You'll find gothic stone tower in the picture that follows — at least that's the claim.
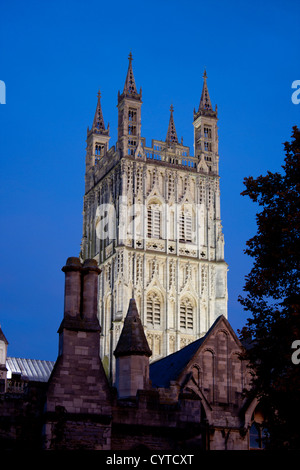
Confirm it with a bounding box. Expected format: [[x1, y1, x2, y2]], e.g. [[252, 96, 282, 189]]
[[80, 54, 228, 380]]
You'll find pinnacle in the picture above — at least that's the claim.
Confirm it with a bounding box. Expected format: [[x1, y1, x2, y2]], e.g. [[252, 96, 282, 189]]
[[114, 299, 152, 358], [123, 52, 138, 95], [166, 104, 178, 144], [120, 52, 142, 101], [92, 90, 108, 135], [199, 70, 213, 112]]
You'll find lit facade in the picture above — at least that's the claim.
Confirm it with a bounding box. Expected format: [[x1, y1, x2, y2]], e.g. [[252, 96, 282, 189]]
[[80, 55, 228, 379]]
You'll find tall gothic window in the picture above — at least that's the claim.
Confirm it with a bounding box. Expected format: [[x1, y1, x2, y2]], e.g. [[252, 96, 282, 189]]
[[179, 210, 193, 242], [147, 204, 161, 239], [180, 298, 194, 330], [146, 292, 161, 326], [128, 109, 137, 122]]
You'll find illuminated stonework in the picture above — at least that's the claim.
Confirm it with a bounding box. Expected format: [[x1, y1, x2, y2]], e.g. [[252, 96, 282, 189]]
[[80, 55, 228, 379]]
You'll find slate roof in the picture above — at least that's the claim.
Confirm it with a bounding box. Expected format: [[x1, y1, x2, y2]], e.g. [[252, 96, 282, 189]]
[[114, 299, 152, 358], [150, 337, 205, 388], [150, 315, 228, 388]]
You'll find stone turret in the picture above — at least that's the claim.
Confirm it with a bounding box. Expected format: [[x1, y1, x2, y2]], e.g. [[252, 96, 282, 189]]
[[114, 299, 152, 399]]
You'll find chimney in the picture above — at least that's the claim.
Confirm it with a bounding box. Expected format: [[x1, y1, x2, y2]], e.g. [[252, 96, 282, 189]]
[[81, 259, 101, 323], [58, 257, 101, 355], [61, 257, 82, 319], [44, 258, 111, 449]]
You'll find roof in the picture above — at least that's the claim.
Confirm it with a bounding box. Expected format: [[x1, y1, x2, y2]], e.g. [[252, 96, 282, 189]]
[[150, 336, 205, 388], [6, 357, 55, 382], [114, 299, 152, 358], [150, 315, 230, 388]]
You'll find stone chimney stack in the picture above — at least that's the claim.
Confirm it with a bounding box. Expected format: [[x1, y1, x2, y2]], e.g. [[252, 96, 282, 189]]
[[114, 299, 152, 399], [58, 257, 101, 355], [81, 259, 100, 322], [62, 257, 82, 319], [44, 257, 111, 450]]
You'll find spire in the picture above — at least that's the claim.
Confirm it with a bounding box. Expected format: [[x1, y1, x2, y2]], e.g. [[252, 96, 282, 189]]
[[199, 70, 213, 112], [166, 104, 178, 144], [194, 70, 217, 119], [92, 90, 109, 135], [123, 52, 138, 95], [114, 299, 152, 358], [119, 52, 142, 102]]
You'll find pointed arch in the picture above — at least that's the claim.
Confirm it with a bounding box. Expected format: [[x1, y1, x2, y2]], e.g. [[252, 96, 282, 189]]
[[146, 290, 162, 327], [178, 202, 195, 243], [147, 197, 163, 239], [179, 296, 195, 331]]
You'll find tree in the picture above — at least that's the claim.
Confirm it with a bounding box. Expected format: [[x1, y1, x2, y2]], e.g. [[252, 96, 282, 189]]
[[238, 126, 300, 449]]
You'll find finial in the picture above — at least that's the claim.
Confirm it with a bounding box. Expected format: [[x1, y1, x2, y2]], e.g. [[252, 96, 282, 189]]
[[166, 103, 178, 144], [128, 51, 133, 62], [97, 90, 101, 100], [203, 69, 207, 80]]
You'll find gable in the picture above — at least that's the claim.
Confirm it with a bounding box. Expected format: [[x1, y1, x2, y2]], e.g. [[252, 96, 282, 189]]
[[150, 315, 247, 405], [175, 316, 242, 379]]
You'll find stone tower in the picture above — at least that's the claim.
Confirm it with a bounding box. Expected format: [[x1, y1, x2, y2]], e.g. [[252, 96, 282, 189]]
[[80, 54, 228, 381]]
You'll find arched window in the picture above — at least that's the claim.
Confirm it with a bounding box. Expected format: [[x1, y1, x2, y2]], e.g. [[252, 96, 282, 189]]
[[249, 423, 267, 449], [179, 209, 193, 242], [180, 298, 194, 330], [147, 204, 161, 239], [146, 292, 161, 326]]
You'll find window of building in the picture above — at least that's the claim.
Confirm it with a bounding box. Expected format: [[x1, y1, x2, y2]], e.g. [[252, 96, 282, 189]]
[[95, 143, 105, 163], [168, 174, 174, 198], [179, 211, 193, 242], [204, 141, 212, 152], [249, 423, 267, 449], [128, 109, 137, 122], [180, 298, 194, 330], [147, 205, 161, 239], [146, 292, 161, 326], [117, 252, 123, 276], [204, 127, 212, 138], [128, 125, 136, 135]]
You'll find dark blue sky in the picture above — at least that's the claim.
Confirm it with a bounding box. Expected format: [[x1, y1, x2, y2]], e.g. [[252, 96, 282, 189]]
[[0, 0, 299, 361]]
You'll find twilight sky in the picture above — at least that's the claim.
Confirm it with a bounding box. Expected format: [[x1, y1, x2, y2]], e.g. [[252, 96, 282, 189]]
[[0, 0, 299, 361]]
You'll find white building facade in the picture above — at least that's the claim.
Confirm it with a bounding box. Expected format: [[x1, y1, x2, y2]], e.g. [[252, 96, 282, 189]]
[[80, 55, 228, 379]]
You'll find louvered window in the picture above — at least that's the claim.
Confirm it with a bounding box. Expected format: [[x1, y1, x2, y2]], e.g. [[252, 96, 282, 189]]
[[180, 299, 194, 330], [179, 212, 192, 242], [147, 206, 161, 239], [146, 293, 161, 325]]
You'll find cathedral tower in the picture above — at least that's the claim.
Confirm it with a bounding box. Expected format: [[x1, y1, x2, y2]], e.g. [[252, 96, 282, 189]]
[[81, 55, 228, 381]]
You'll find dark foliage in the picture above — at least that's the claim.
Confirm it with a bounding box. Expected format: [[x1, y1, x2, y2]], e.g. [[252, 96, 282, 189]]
[[238, 126, 300, 449]]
